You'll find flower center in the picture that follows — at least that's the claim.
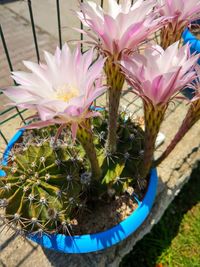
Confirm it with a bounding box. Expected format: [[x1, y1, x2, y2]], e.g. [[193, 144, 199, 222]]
[[55, 84, 79, 102]]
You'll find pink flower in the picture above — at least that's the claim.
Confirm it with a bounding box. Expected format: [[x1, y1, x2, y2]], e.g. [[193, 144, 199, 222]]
[[77, 0, 164, 55], [121, 42, 199, 106], [3, 44, 106, 138], [158, 0, 200, 25]]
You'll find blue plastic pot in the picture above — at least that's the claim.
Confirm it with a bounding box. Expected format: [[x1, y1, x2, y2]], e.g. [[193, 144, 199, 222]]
[[182, 25, 200, 99], [0, 129, 158, 254]]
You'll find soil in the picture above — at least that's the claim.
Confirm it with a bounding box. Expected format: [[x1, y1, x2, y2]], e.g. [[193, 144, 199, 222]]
[[190, 24, 200, 39], [69, 192, 138, 235]]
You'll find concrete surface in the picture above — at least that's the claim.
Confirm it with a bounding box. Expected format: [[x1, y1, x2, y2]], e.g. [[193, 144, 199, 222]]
[[4, 0, 111, 44]]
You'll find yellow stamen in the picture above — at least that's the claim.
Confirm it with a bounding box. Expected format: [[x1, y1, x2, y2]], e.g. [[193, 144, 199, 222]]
[[55, 84, 79, 102]]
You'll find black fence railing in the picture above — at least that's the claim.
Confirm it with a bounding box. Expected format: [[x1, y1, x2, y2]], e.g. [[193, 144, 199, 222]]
[[0, 0, 67, 144]]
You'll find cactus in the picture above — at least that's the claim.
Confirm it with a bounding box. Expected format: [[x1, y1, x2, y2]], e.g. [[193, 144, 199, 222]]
[[0, 134, 85, 234], [93, 110, 145, 194], [0, 112, 145, 235]]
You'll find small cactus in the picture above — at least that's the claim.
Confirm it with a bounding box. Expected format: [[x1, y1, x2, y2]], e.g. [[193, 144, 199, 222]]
[[0, 112, 145, 234], [0, 137, 84, 234]]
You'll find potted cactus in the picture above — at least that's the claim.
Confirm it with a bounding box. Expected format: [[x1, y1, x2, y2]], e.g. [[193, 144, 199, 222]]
[[1, 0, 200, 254]]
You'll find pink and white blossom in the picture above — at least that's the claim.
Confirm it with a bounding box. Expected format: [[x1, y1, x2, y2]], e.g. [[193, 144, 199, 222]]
[[157, 0, 200, 25], [3, 44, 106, 138], [121, 42, 199, 106], [77, 0, 164, 55]]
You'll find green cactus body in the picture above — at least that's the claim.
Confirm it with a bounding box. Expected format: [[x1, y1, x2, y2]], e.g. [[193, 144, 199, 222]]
[[77, 120, 101, 181], [104, 56, 125, 154], [98, 112, 145, 193], [0, 113, 145, 235], [0, 140, 83, 234]]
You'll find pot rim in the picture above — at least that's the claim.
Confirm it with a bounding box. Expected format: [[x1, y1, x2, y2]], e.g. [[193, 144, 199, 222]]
[[0, 129, 157, 254], [182, 25, 200, 52]]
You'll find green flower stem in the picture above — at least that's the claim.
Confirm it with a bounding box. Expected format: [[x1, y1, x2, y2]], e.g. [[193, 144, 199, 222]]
[[154, 100, 200, 166], [160, 23, 184, 50], [104, 56, 125, 154], [77, 120, 101, 180], [140, 102, 167, 179]]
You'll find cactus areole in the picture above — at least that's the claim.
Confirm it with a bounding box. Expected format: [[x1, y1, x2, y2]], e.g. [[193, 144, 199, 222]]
[[0, 129, 157, 253]]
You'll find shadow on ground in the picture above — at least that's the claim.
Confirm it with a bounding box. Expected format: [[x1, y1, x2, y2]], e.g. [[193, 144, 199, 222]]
[[120, 162, 200, 267], [42, 247, 97, 267], [0, 0, 18, 4]]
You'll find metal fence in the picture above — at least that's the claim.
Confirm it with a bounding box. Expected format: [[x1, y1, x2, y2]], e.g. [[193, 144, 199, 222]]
[[0, 0, 75, 144]]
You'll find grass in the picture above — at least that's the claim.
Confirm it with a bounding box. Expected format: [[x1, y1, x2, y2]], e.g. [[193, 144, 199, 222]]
[[120, 162, 200, 267]]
